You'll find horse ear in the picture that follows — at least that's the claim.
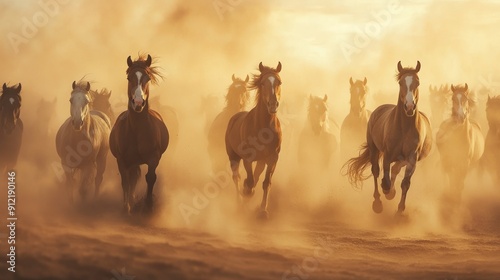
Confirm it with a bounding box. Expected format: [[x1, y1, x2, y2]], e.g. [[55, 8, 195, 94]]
[[450, 84, 455, 92], [127, 56, 133, 67], [464, 83, 468, 91], [232, 74, 236, 82], [323, 94, 328, 102], [276, 61, 282, 73], [397, 61, 403, 72], [259, 62, 264, 72], [349, 77, 354, 86], [72, 81, 76, 90], [16, 83, 21, 93], [86, 82, 91, 91], [2, 83, 6, 92], [146, 54, 152, 67], [245, 75, 249, 83], [363, 77, 367, 85], [415, 61, 421, 72]]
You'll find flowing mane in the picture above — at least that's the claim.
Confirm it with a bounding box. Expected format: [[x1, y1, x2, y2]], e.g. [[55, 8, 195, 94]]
[[248, 65, 281, 103], [125, 54, 163, 85]]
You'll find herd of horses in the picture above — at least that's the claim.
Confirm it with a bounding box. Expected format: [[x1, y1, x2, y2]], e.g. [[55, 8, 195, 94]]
[[1, 56, 500, 218]]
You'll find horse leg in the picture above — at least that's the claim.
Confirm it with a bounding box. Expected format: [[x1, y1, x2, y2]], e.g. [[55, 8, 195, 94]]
[[386, 161, 405, 200], [253, 161, 266, 186], [229, 157, 241, 204], [94, 152, 107, 198], [79, 163, 96, 202], [259, 155, 278, 219], [397, 157, 417, 214], [381, 156, 392, 194], [242, 160, 255, 198], [117, 161, 131, 214], [370, 146, 383, 213], [145, 159, 160, 213]]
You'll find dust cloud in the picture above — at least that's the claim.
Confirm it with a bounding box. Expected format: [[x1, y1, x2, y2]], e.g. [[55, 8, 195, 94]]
[[1, 0, 500, 279]]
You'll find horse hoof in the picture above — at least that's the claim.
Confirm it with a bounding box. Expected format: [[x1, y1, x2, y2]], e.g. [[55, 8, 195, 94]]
[[257, 210, 269, 220], [372, 200, 383, 213], [242, 187, 255, 197], [385, 188, 396, 200]]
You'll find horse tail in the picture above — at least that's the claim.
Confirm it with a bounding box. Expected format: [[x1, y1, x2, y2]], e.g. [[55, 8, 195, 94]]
[[342, 142, 372, 189]]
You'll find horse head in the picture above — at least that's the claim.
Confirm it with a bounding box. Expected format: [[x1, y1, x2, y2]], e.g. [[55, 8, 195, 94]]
[[396, 61, 421, 117], [451, 83, 472, 124], [349, 77, 368, 114], [0, 83, 22, 135], [70, 80, 91, 131], [227, 74, 250, 111], [126, 54, 162, 113], [308, 94, 328, 135], [251, 61, 282, 114]]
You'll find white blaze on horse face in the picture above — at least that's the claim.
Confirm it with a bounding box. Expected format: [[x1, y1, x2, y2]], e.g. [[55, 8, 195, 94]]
[[456, 94, 465, 118], [134, 71, 145, 105], [268, 76, 276, 97], [9, 98, 14, 105], [404, 76, 415, 108]]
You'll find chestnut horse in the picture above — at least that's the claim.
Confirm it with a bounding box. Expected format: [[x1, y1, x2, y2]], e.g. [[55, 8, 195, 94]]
[[480, 95, 500, 186], [340, 77, 370, 163], [225, 62, 282, 218], [208, 74, 250, 173], [0, 83, 23, 173], [109, 54, 169, 214], [436, 83, 484, 202], [345, 61, 432, 214]]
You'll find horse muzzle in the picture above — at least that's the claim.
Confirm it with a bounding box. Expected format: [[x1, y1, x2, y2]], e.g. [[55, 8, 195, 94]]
[[267, 101, 279, 114], [404, 104, 416, 117], [72, 120, 83, 131]]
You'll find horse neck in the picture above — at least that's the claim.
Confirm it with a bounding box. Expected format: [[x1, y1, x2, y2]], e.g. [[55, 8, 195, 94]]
[[255, 98, 278, 129], [224, 96, 242, 114], [127, 100, 150, 123]]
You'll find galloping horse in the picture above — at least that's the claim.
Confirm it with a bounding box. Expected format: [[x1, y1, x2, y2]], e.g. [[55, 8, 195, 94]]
[[345, 61, 432, 214], [90, 88, 115, 124], [109, 54, 169, 214], [428, 84, 451, 130], [480, 95, 500, 185], [0, 83, 23, 173], [208, 74, 250, 173], [56, 81, 111, 200], [340, 77, 370, 163], [225, 62, 282, 218], [436, 84, 484, 202], [298, 94, 337, 170]]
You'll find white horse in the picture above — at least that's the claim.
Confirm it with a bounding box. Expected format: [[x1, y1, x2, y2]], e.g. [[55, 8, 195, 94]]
[[56, 80, 111, 201]]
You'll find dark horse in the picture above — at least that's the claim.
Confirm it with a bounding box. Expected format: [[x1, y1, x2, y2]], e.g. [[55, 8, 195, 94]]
[[480, 95, 500, 186], [225, 62, 282, 218], [90, 88, 115, 124], [109, 54, 169, 214], [208, 74, 250, 173], [345, 61, 432, 214], [0, 83, 23, 173]]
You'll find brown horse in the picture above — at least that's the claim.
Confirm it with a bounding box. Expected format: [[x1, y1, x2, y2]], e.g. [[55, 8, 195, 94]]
[[480, 95, 500, 186], [90, 88, 115, 125], [0, 83, 23, 173], [428, 84, 451, 129], [208, 74, 250, 173], [109, 54, 169, 214], [56, 81, 111, 200], [436, 84, 484, 202], [344, 61, 433, 214], [225, 62, 282, 218], [340, 77, 370, 163]]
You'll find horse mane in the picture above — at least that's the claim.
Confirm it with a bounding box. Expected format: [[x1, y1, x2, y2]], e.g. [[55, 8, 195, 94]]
[[126, 53, 163, 85], [395, 67, 419, 81], [248, 65, 280, 103]]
